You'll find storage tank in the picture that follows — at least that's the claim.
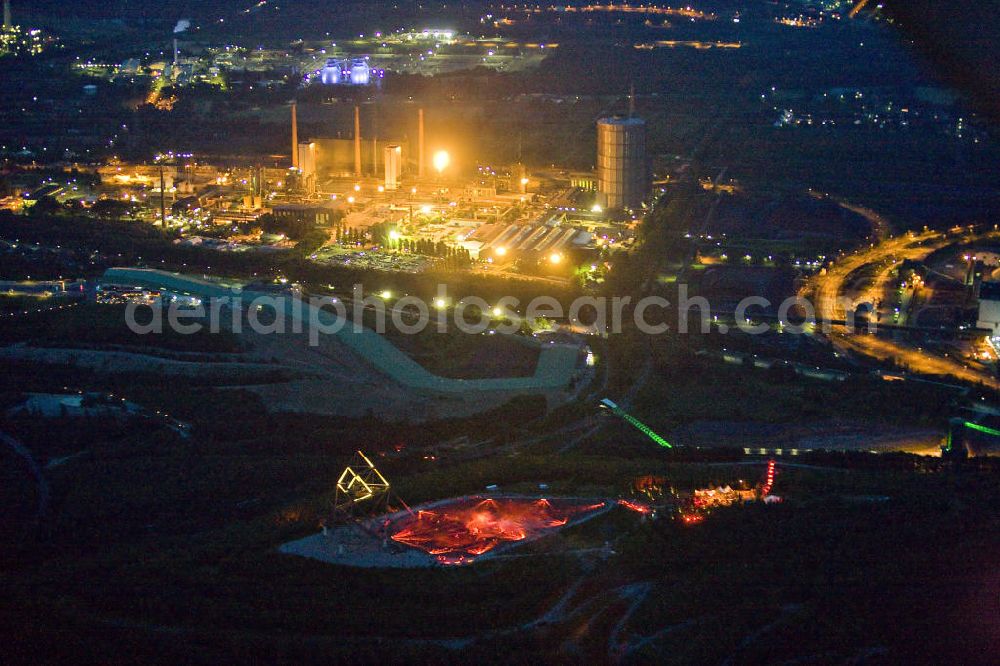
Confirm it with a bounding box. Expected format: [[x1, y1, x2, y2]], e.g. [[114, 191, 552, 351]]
[[321, 58, 342, 85], [596, 116, 648, 210], [350, 60, 371, 85]]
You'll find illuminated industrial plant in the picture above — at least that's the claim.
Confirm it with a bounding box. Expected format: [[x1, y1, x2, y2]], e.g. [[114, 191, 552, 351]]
[[0, 1, 46, 58]]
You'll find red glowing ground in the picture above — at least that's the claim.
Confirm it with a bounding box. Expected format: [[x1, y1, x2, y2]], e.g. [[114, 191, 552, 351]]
[[390, 497, 606, 561]]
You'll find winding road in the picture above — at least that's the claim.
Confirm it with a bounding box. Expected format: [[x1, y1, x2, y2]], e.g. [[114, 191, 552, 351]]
[[806, 230, 999, 388]]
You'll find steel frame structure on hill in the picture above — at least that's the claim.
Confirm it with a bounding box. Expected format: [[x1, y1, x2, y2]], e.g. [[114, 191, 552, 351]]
[[333, 450, 391, 516]]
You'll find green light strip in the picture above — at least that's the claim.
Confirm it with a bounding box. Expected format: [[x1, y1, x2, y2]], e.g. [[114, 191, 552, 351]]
[[963, 421, 1000, 438], [613, 408, 673, 448]]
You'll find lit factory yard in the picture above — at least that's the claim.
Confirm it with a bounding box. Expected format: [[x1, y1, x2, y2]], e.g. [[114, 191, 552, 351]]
[[5, 90, 642, 283]]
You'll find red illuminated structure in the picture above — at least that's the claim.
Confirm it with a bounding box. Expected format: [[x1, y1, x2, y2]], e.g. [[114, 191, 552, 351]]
[[761, 459, 776, 497], [390, 497, 606, 562], [679, 459, 779, 524], [618, 498, 654, 515]]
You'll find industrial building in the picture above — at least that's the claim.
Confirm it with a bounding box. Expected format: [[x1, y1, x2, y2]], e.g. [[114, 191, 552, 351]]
[[596, 116, 648, 210], [384, 144, 402, 190], [977, 281, 1000, 337], [295, 106, 419, 186], [298, 137, 411, 182], [468, 221, 591, 259], [272, 201, 341, 227]]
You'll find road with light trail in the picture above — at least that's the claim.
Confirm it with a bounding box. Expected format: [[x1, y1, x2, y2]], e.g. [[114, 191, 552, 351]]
[[805, 230, 999, 388]]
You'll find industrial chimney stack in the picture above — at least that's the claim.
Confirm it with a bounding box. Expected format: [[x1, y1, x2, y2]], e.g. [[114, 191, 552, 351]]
[[3, 0, 11, 30], [290, 101, 299, 169], [418, 108, 425, 179], [354, 106, 362, 177]]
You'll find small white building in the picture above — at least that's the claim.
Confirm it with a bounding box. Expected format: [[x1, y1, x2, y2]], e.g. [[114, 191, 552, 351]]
[[977, 281, 1000, 337]]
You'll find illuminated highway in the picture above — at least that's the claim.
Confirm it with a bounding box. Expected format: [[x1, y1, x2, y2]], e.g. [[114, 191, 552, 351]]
[[806, 230, 1000, 388], [811, 230, 943, 321]]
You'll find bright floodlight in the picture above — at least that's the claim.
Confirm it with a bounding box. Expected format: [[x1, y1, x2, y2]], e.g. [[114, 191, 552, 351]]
[[495, 246, 507, 256], [520, 177, 530, 185], [432, 150, 450, 173], [380, 290, 392, 299], [388, 229, 400, 240], [492, 306, 503, 317], [550, 252, 563, 264], [591, 203, 603, 213], [434, 298, 446, 309], [354, 184, 361, 192]]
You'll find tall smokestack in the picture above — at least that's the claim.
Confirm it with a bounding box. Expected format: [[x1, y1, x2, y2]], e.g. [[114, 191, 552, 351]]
[[173, 37, 179, 66], [291, 101, 299, 169], [354, 106, 362, 178], [3, 0, 11, 30], [159, 165, 166, 226], [418, 108, 425, 179]]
